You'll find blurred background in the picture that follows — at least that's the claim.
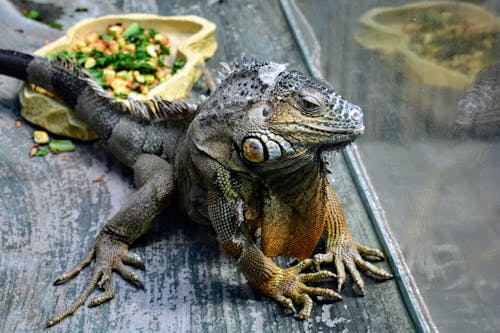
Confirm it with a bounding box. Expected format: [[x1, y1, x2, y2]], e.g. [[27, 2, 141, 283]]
[[291, 1, 499, 332]]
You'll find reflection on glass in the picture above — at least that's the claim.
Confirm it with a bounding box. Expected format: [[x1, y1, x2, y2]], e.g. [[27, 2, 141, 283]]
[[292, 1, 500, 332]]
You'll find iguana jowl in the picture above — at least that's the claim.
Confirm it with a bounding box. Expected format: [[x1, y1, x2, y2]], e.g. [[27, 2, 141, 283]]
[[0, 49, 392, 326]]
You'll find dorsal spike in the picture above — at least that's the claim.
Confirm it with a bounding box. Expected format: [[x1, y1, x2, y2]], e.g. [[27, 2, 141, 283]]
[[219, 62, 231, 74], [217, 70, 226, 81]]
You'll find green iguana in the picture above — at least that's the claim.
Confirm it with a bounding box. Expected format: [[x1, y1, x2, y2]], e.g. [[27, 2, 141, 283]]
[[0, 49, 392, 326]]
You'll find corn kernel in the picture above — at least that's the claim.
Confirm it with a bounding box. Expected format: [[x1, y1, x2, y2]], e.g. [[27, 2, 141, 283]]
[[107, 25, 123, 38], [117, 37, 126, 48], [103, 69, 116, 82], [125, 43, 136, 53], [84, 57, 96, 69]]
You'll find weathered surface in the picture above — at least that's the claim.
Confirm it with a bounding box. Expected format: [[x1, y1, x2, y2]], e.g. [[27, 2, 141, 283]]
[[0, 0, 415, 332]]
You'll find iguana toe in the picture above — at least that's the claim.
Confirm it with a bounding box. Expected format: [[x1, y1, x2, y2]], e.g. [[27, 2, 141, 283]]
[[261, 260, 341, 320], [314, 237, 393, 295], [47, 231, 145, 327]]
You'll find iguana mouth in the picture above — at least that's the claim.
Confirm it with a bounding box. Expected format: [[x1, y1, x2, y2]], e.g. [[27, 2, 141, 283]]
[[275, 121, 364, 136], [302, 123, 365, 135]]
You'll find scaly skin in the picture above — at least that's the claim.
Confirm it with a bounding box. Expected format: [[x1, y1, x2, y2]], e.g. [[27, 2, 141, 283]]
[[0, 50, 392, 326]]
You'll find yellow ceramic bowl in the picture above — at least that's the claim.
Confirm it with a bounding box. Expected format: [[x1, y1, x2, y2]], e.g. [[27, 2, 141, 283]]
[[355, 1, 499, 90], [19, 14, 217, 140]]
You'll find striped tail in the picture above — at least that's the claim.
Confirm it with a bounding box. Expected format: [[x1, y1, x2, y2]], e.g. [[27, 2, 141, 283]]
[[0, 49, 125, 141], [0, 49, 197, 149]]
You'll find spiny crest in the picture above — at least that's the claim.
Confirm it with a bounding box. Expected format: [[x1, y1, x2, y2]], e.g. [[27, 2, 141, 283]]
[[215, 57, 288, 88], [50, 55, 95, 81], [215, 58, 244, 85], [49, 56, 197, 123], [126, 97, 198, 122]]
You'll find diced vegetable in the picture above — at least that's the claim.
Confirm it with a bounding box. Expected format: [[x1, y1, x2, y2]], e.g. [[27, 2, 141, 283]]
[[84, 57, 96, 69], [49, 140, 76, 153], [146, 44, 158, 57], [144, 74, 156, 83], [103, 68, 116, 82], [133, 71, 145, 83], [123, 22, 142, 39], [107, 25, 123, 38], [30, 146, 50, 157], [50, 22, 185, 98], [33, 130, 50, 144]]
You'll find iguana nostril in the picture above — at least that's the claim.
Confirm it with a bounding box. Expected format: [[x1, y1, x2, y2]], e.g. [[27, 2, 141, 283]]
[[351, 111, 361, 122], [347, 104, 363, 123]]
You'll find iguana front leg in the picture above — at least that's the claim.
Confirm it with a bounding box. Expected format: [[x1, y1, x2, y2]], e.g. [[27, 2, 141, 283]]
[[47, 154, 175, 326], [208, 163, 340, 319], [313, 177, 393, 294]]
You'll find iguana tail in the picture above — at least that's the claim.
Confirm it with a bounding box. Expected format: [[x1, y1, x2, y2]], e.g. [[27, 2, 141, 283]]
[[0, 50, 91, 109], [0, 49, 195, 166]]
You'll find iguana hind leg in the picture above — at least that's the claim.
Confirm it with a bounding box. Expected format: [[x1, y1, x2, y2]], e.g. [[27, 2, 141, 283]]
[[47, 154, 175, 326], [313, 177, 393, 295]]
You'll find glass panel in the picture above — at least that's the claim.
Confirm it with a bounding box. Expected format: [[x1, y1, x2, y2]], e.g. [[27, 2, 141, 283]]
[[291, 1, 500, 332]]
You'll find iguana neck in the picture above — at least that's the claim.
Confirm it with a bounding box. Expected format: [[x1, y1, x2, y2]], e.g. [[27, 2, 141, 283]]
[[260, 150, 323, 202]]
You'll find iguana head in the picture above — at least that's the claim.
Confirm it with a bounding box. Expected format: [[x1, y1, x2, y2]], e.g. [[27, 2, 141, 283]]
[[231, 61, 364, 165], [192, 59, 364, 172]]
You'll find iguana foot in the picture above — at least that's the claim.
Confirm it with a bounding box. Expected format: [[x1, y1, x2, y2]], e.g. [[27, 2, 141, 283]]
[[47, 231, 145, 327], [253, 259, 341, 320], [313, 238, 393, 295]]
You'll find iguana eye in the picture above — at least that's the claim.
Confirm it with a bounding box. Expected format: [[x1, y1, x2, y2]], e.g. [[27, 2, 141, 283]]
[[299, 94, 322, 113], [241, 137, 283, 163], [242, 138, 266, 163]]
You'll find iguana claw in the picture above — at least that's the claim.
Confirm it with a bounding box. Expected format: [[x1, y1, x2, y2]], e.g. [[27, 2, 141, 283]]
[[313, 238, 393, 295], [255, 259, 341, 321], [47, 231, 145, 327]]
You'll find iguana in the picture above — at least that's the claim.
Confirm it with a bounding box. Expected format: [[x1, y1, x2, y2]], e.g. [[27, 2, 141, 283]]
[[0, 49, 392, 326]]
